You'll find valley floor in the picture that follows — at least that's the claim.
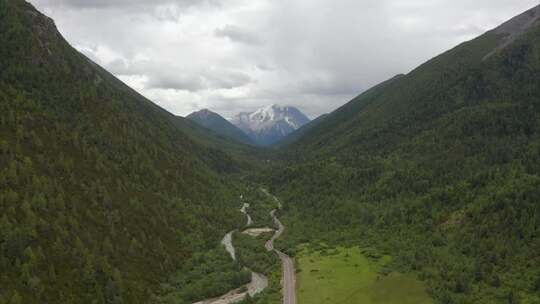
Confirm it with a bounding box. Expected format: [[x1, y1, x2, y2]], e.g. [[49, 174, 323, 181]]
[[189, 188, 295, 304], [155, 186, 436, 304]]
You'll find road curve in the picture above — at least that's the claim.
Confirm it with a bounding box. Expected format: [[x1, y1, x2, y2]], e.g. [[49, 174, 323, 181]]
[[265, 205, 297, 304]]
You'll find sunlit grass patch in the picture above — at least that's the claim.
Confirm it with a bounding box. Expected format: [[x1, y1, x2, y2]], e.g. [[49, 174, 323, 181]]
[[297, 246, 432, 304]]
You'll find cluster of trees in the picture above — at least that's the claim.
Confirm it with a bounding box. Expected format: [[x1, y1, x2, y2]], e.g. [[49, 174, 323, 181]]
[[234, 232, 279, 275], [152, 246, 251, 304], [234, 230, 282, 304], [241, 184, 279, 228], [268, 18, 540, 304]]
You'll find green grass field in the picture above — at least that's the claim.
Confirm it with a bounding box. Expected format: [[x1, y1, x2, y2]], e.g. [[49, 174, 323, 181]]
[[297, 247, 433, 304]]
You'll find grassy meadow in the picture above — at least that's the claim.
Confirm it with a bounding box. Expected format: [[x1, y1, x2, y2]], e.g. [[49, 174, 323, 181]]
[[297, 246, 433, 304]]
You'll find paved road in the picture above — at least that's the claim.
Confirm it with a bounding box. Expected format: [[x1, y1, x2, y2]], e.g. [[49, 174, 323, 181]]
[[278, 251, 296, 304], [265, 210, 282, 251], [266, 208, 297, 304]]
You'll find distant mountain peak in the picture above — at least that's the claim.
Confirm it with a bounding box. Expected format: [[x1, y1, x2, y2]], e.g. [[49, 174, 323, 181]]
[[196, 108, 213, 113], [187, 109, 254, 144], [231, 104, 310, 146], [189, 108, 216, 119]]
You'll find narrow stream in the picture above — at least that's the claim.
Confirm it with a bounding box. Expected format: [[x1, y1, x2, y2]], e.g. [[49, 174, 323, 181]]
[[193, 200, 268, 304], [221, 232, 236, 261], [240, 203, 253, 226]]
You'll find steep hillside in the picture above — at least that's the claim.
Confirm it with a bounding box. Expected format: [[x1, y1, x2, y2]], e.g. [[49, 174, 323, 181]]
[[274, 113, 329, 148], [0, 1, 248, 303], [286, 5, 540, 156], [187, 109, 254, 145], [271, 5, 540, 303]]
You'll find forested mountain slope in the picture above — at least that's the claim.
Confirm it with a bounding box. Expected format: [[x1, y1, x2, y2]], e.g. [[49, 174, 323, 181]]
[[187, 109, 254, 145], [0, 1, 250, 303], [274, 113, 329, 148], [270, 5, 540, 303], [170, 115, 270, 170]]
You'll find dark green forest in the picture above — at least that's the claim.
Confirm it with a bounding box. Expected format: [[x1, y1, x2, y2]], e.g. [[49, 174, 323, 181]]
[[0, 1, 252, 303], [153, 245, 251, 304], [2, 0, 540, 304]]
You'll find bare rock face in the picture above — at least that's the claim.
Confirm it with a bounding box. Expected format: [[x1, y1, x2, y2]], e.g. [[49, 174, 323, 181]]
[[22, 2, 61, 57], [493, 5, 540, 36], [484, 4, 540, 60]]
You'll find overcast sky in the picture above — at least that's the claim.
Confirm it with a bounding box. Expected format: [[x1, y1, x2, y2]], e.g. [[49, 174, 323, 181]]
[[30, 0, 539, 119]]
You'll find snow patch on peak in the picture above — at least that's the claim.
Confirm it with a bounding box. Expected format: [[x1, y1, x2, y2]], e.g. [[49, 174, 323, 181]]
[[231, 104, 310, 146]]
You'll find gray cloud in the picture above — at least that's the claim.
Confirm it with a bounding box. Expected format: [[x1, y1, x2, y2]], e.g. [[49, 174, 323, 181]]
[[215, 25, 263, 45], [34, 0, 219, 9], [104, 58, 130, 75], [29, 0, 540, 119], [146, 74, 204, 91], [145, 70, 252, 91]]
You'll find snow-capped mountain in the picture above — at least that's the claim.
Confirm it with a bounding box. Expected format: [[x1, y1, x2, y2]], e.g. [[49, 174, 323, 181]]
[[231, 104, 310, 146]]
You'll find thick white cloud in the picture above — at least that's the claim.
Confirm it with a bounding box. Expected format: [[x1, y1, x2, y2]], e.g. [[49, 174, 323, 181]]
[[30, 0, 539, 118]]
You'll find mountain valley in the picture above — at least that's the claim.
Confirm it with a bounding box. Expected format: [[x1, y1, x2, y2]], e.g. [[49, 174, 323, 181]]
[[2, 1, 540, 304]]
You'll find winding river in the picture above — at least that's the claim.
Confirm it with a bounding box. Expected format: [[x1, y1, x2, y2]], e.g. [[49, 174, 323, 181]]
[[193, 201, 268, 304], [194, 191, 295, 304]]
